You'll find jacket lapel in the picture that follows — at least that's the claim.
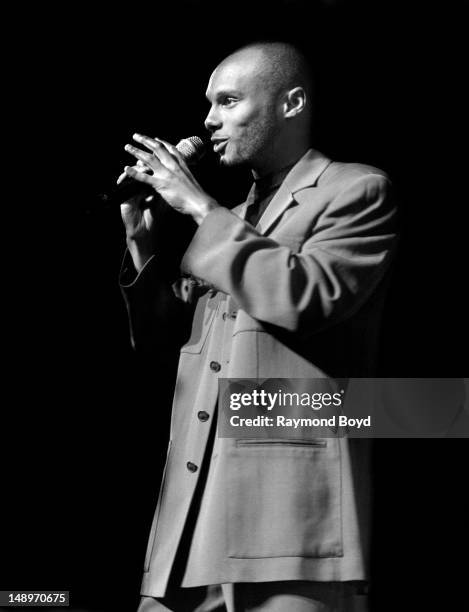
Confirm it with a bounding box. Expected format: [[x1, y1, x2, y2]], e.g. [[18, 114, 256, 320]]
[[257, 149, 332, 234], [234, 149, 332, 235]]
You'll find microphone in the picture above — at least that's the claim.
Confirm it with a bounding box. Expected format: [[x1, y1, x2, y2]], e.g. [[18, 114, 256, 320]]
[[100, 136, 206, 204]]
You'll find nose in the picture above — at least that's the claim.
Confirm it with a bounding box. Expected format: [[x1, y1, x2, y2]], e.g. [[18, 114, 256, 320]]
[[204, 105, 222, 133]]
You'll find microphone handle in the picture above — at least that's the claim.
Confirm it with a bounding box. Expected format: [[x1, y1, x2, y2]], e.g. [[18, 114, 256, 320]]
[[99, 175, 154, 205]]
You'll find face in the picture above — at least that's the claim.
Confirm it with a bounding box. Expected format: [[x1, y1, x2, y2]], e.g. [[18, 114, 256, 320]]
[[204, 55, 282, 169]]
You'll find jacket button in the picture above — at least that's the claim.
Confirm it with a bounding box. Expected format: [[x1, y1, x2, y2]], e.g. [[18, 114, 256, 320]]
[[198, 411, 210, 422], [186, 461, 198, 473], [210, 361, 221, 372], [223, 311, 237, 321]]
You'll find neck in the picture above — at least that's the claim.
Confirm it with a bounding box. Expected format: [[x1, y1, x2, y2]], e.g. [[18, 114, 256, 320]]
[[251, 140, 311, 179]]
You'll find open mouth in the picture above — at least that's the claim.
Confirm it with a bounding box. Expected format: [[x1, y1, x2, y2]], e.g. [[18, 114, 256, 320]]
[[213, 140, 228, 153]]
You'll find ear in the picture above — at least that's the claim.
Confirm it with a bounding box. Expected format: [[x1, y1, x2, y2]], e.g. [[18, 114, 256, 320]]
[[282, 87, 307, 119]]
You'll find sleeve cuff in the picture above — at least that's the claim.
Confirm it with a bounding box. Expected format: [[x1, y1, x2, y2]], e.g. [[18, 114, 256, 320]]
[[119, 249, 157, 289]]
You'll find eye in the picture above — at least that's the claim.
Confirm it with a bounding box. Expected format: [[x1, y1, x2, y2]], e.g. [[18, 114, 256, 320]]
[[221, 96, 238, 107]]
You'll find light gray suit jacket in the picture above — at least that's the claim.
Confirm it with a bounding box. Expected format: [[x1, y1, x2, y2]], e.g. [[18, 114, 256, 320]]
[[121, 148, 398, 597]]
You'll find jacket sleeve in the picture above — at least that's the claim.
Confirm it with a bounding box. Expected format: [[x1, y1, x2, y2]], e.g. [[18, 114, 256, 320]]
[[180, 173, 398, 334], [119, 251, 198, 358]]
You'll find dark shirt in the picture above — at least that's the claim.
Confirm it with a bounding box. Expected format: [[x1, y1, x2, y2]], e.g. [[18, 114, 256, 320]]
[[244, 162, 296, 227]]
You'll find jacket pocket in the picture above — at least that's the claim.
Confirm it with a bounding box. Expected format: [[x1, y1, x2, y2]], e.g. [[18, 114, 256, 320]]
[[226, 439, 343, 559], [236, 438, 327, 448]]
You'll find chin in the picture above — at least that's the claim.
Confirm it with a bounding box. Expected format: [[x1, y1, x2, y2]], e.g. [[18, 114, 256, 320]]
[[218, 153, 236, 167], [219, 151, 247, 168]]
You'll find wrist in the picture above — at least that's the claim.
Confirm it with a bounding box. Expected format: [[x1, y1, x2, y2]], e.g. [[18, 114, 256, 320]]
[[126, 236, 149, 253], [193, 197, 219, 226], [126, 235, 154, 272]]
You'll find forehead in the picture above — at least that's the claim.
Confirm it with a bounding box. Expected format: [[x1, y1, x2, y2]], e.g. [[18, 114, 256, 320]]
[[205, 54, 267, 99]]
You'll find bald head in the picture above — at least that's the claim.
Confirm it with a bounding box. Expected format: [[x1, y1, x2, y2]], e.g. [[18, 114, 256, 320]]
[[219, 41, 313, 104], [204, 41, 314, 174]]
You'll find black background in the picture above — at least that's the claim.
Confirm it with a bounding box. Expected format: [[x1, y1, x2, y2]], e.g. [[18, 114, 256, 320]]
[[1, 1, 467, 610]]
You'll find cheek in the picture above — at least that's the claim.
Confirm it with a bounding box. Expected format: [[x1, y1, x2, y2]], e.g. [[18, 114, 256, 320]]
[[231, 105, 264, 132], [226, 106, 274, 158], [242, 115, 273, 149]]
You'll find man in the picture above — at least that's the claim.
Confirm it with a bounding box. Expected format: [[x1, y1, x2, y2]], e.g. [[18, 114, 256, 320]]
[[119, 42, 397, 612]]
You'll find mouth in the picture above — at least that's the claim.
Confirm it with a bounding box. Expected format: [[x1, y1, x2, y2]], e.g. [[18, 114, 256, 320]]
[[212, 139, 228, 153]]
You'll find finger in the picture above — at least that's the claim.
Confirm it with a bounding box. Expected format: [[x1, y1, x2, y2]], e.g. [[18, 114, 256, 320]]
[[117, 162, 149, 185], [138, 133, 190, 172], [154, 136, 191, 172], [116, 171, 127, 185], [124, 143, 155, 167], [133, 133, 180, 172], [131, 133, 161, 153], [152, 136, 180, 158], [136, 159, 150, 169], [124, 165, 154, 184]]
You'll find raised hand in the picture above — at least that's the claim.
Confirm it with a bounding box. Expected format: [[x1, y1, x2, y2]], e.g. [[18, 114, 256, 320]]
[[124, 134, 218, 225]]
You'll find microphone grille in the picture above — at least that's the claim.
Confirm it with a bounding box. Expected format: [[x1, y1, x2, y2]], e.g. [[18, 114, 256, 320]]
[[176, 136, 206, 164]]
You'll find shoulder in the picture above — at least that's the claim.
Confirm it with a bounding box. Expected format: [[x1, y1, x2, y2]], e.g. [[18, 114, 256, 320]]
[[312, 161, 397, 230], [320, 161, 391, 193]]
